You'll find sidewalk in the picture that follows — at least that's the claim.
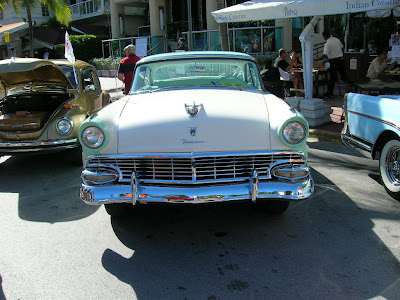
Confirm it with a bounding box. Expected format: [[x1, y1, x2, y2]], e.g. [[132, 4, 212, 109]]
[[99, 76, 344, 143]]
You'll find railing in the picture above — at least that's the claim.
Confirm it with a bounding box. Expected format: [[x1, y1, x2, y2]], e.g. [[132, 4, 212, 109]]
[[102, 36, 164, 58], [70, 0, 109, 21]]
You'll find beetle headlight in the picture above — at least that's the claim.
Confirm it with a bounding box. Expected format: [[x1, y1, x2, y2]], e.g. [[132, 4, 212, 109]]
[[282, 121, 306, 144], [56, 117, 73, 134], [81, 126, 105, 149]]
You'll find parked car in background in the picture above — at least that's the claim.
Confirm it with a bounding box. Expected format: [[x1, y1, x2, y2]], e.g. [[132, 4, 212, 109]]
[[342, 92, 400, 200], [0, 58, 110, 157], [79, 51, 314, 216]]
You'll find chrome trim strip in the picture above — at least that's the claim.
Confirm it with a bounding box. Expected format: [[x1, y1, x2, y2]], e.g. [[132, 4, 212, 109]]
[[85, 150, 305, 160], [342, 133, 372, 153], [0, 138, 78, 148], [347, 110, 400, 131], [0, 123, 39, 128]]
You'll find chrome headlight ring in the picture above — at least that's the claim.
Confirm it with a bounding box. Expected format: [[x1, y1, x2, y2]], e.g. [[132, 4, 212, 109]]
[[81, 126, 105, 149], [56, 117, 73, 135], [282, 121, 307, 145]]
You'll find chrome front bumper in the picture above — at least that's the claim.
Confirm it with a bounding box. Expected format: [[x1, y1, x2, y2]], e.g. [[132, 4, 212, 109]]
[[80, 173, 314, 205], [0, 138, 78, 155]]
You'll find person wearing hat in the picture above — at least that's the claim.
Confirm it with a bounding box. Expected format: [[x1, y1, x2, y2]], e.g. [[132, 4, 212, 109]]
[[118, 44, 141, 94]]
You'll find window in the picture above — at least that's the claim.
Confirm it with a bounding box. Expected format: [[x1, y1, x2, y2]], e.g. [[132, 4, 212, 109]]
[[42, 5, 49, 17]]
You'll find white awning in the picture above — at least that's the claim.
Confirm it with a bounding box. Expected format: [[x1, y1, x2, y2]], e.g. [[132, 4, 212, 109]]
[[212, 0, 400, 23]]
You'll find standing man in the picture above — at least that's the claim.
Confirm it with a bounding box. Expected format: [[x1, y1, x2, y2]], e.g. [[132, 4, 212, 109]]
[[314, 31, 348, 97], [176, 37, 189, 51], [118, 44, 141, 95]]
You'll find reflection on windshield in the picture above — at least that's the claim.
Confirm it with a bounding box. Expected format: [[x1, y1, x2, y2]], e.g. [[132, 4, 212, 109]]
[[131, 58, 262, 93], [60, 66, 78, 89]]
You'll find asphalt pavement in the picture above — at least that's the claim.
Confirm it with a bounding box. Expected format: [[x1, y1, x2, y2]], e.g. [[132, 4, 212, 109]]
[[98, 76, 344, 143]]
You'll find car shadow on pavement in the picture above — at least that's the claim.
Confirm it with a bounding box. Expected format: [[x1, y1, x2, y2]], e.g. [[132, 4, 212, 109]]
[[101, 169, 400, 299], [0, 148, 99, 223]]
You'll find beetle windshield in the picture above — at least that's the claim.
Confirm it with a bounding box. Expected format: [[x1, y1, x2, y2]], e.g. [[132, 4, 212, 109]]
[[131, 58, 262, 93], [59, 66, 78, 89]]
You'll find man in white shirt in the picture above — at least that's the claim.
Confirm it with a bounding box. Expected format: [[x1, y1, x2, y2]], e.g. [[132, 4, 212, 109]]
[[314, 31, 348, 97], [367, 49, 398, 81]]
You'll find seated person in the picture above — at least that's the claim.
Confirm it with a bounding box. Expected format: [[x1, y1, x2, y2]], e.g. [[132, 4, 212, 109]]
[[289, 49, 303, 91], [367, 48, 399, 82], [260, 59, 283, 98]]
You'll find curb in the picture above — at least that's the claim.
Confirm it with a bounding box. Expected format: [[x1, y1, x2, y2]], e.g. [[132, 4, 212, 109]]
[[308, 128, 342, 143]]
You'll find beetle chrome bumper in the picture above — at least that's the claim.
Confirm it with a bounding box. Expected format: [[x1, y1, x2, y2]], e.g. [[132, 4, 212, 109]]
[[80, 173, 314, 205], [0, 138, 78, 155]]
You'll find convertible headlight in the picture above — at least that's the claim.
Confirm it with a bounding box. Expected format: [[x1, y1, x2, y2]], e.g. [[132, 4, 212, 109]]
[[282, 121, 306, 144], [81, 126, 105, 149], [56, 117, 73, 134]]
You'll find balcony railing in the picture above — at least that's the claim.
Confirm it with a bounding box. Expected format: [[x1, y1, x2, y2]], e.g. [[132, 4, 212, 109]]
[[70, 0, 109, 21]]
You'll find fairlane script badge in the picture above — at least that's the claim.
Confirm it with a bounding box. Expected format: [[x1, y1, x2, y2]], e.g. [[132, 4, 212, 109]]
[[185, 102, 202, 118]]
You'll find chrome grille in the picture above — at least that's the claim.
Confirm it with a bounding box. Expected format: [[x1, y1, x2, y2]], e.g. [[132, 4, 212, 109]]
[[86, 152, 305, 183]]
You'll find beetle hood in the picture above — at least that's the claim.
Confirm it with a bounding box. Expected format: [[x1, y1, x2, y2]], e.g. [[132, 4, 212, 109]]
[[116, 89, 273, 153], [0, 58, 73, 93]]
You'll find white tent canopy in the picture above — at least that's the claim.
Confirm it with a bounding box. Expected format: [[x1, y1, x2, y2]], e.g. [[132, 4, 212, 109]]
[[212, 0, 400, 23], [212, 0, 400, 99]]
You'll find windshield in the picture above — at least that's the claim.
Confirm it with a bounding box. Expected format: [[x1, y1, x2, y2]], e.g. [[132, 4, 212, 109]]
[[131, 58, 262, 93], [59, 66, 78, 89]]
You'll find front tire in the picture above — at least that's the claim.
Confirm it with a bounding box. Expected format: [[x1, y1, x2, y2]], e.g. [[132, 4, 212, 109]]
[[379, 139, 400, 200]]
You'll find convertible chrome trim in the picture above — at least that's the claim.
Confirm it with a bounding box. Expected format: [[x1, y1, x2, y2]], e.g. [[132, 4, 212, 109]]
[[347, 110, 400, 132], [341, 129, 373, 158]]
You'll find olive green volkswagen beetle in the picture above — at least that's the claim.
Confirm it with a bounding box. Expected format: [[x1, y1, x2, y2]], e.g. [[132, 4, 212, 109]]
[[0, 58, 110, 156]]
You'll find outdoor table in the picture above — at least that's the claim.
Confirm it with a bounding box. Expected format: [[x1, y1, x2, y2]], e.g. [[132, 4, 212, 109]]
[[290, 68, 328, 98], [355, 81, 400, 95]]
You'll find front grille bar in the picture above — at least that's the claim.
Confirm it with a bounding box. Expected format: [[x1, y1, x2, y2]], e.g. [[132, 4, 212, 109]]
[[85, 151, 306, 184]]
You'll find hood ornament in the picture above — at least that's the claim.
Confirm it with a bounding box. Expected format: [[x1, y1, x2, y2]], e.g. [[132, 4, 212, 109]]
[[185, 101, 202, 118]]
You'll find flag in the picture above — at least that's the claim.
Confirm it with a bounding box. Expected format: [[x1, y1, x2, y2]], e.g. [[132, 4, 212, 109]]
[[65, 31, 75, 64]]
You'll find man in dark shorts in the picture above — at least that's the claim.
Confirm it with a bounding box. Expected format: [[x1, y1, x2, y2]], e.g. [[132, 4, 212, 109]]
[[118, 44, 141, 95]]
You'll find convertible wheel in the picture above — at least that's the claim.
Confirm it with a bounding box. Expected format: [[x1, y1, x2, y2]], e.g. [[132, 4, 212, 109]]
[[256, 200, 289, 214], [379, 139, 400, 201], [104, 203, 132, 216]]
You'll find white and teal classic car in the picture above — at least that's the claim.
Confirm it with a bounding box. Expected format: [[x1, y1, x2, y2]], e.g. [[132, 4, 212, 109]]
[[79, 51, 314, 216], [342, 92, 400, 200]]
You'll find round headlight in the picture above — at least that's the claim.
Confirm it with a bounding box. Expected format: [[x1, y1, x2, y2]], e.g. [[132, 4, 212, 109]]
[[282, 122, 306, 144], [81, 126, 105, 149], [56, 118, 73, 134]]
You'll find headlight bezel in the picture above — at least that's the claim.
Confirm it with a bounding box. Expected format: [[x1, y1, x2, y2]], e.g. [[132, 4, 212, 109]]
[[81, 126, 105, 149], [56, 117, 73, 135], [279, 116, 308, 146]]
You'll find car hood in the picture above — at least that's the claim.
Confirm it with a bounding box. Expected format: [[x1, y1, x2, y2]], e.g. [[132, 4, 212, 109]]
[[0, 58, 73, 92], [117, 89, 272, 153]]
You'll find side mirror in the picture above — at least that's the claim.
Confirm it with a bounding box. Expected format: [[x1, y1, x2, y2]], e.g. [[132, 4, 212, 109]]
[[84, 84, 96, 91]]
